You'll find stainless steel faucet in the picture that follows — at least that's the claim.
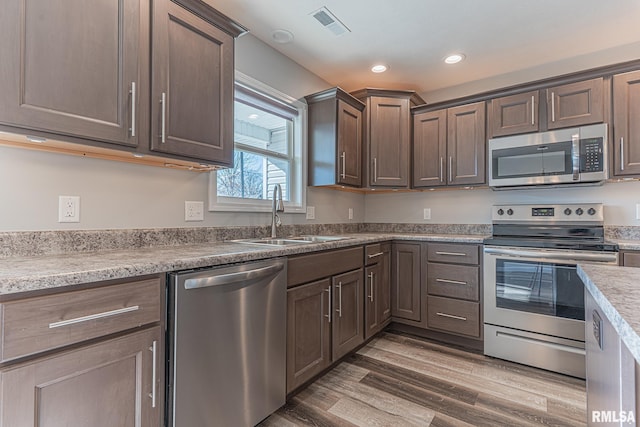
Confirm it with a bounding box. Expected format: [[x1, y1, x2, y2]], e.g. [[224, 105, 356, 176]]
[[271, 183, 284, 238]]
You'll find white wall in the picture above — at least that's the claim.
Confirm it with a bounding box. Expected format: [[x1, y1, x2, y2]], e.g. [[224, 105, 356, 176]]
[[365, 180, 640, 226], [0, 34, 367, 231]]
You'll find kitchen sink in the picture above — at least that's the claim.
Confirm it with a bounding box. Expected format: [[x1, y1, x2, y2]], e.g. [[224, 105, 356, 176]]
[[230, 235, 351, 246]]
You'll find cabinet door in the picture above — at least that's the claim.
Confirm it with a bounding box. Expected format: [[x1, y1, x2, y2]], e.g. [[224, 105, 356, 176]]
[[286, 279, 331, 393], [337, 99, 363, 186], [447, 102, 486, 186], [151, 0, 234, 164], [379, 243, 392, 323], [369, 97, 410, 187], [622, 251, 640, 267], [489, 90, 539, 137], [332, 269, 364, 360], [547, 78, 604, 130], [0, 327, 161, 427], [413, 109, 447, 188], [364, 263, 381, 340], [0, 0, 142, 147], [613, 71, 640, 176], [391, 243, 422, 322]]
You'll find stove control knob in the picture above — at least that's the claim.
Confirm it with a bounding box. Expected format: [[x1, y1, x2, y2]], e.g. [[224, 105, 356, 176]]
[[507, 209, 514, 216], [576, 208, 584, 216], [588, 208, 596, 216], [564, 208, 572, 216], [497, 209, 504, 216]]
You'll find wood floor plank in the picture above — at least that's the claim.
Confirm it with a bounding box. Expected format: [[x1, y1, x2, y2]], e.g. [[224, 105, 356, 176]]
[[360, 370, 537, 427], [359, 344, 548, 411], [346, 353, 478, 405], [276, 399, 359, 427], [327, 395, 428, 427], [314, 366, 436, 425]]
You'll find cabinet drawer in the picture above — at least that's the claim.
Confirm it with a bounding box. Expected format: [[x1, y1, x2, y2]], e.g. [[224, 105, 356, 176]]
[[288, 246, 363, 287], [365, 243, 385, 265], [427, 263, 479, 301], [427, 296, 480, 338], [623, 252, 640, 267], [0, 276, 162, 362], [427, 243, 479, 265]]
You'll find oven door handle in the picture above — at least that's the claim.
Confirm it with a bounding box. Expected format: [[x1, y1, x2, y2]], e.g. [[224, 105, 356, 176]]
[[484, 247, 618, 264]]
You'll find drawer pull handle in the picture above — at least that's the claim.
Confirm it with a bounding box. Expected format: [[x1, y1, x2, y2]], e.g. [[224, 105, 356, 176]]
[[367, 252, 384, 259], [436, 312, 467, 321], [435, 251, 466, 257], [436, 278, 467, 285], [149, 340, 157, 408], [48, 305, 140, 329], [336, 282, 343, 318]]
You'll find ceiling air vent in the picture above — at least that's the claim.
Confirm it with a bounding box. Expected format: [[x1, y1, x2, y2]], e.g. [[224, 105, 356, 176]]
[[310, 6, 351, 36]]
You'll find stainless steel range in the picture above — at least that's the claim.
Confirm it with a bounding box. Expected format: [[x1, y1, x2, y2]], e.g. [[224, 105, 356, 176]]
[[483, 203, 618, 379]]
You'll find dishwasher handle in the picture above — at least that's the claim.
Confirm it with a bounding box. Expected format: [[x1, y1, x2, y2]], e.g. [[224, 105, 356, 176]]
[[184, 262, 285, 290]]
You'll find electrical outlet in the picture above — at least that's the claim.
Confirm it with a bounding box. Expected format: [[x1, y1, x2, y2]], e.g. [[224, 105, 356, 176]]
[[348, 208, 353, 220], [423, 208, 431, 220], [306, 206, 315, 220], [636, 204, 640, 220], [58, 196, 80, 223], [185, 201, 204, 221]]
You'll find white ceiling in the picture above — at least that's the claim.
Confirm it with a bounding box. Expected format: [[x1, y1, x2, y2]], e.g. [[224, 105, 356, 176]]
[[210, 0, 640, 100]]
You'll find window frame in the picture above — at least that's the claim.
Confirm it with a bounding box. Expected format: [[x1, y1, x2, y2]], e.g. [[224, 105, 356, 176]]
[[208, 71, 307, 213]]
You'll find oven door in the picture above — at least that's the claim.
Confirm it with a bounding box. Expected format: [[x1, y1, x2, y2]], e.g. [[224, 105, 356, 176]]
[[483, 246, 618, 341]]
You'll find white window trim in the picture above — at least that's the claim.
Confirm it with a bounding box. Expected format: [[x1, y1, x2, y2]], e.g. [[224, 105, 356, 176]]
[[208, 71, 307, 213]]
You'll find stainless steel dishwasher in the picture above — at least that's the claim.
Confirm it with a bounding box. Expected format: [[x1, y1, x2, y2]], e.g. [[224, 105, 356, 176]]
[[166, 258, 287, 427]]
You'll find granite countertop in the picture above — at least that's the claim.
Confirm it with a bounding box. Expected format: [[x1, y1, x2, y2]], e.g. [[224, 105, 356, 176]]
[[0, 232, 487, 297], [614, 239, 640, 251], [578, 264, 640, 363]]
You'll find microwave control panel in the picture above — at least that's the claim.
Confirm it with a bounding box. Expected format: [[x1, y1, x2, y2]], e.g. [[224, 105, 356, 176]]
[[580, 137, 604, 172]]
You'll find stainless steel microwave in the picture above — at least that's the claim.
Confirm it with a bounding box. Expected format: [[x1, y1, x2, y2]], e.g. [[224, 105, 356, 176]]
[[488, 123, 608, 189]]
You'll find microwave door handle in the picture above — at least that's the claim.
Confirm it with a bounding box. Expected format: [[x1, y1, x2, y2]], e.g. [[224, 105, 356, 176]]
[[571, 133, 580, 181]]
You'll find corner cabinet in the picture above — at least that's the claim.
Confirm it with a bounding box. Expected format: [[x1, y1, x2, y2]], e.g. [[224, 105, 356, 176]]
[[306, 88, 365, 187], [0, 0, 245, 166], [613, 70, 640, 176], [413, 102, 486, 188], [391, 242, 423, 324], [352, 89, 425, 188], [0, 275, 164, 427], [150, 0, 239, 165]]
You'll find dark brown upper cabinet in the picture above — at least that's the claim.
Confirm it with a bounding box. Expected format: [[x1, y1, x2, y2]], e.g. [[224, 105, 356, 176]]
[[489, 90, 539, 138], [0, 0, 144, 148], [151, 0, 241, 165], [0, 0, 245, 167], [413, 102, 486, 188], [306, 88, 365, 187], [613, 70, 640, 176], [351, 89, 425, 188], [546, 77, 604, 130]]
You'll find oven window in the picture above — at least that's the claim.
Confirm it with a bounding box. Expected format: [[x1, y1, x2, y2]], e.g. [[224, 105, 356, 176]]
[[492, 141, 572, 179], [495, 259, 584, 321]]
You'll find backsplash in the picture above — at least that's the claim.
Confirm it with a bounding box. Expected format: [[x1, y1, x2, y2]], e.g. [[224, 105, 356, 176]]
[[1, 223, 637, 258]]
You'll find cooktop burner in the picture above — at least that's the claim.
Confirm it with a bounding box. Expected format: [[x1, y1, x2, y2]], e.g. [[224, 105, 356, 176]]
[[484, 203, 618, 252]]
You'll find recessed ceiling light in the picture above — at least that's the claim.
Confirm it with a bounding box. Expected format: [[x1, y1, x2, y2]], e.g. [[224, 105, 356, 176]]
[[444, 54, 465, 64], [371, 64, 388, 73], [272, 29, 294, 44], [248, 114, 259, 120]]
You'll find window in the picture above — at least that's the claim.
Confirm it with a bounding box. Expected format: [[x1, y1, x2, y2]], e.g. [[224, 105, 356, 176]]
[[208, 72, 306, 212]]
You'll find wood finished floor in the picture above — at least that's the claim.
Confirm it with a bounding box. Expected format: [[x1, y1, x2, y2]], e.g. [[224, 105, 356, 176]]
[[261, 331, 586, 427]]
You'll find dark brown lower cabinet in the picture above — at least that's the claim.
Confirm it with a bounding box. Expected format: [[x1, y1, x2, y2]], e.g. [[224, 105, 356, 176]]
[[391, 242, 422, 323], [365, 243, 392, 339], [286, 279, 332, 393], [0, 326, 161, 427], [332, 269, 364, 360], [286, 257, 364, 394]]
